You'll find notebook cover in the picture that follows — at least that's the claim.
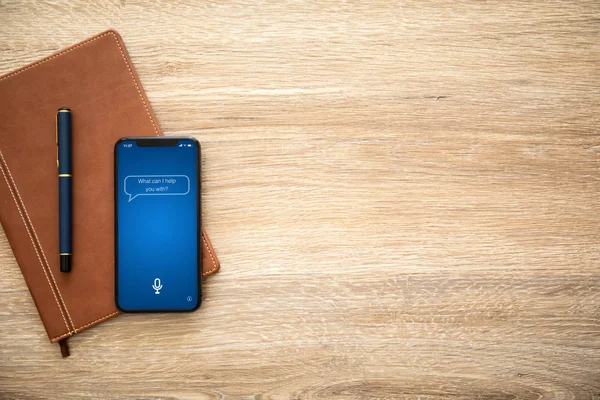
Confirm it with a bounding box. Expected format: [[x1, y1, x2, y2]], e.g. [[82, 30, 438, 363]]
[[0, 30, 219, 344]]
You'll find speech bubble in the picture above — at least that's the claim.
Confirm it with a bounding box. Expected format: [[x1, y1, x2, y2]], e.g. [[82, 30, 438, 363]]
[[124, 175, 190, 202]]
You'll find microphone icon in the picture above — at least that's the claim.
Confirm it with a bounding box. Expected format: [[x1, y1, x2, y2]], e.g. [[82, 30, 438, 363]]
[[152, 278, 163, 294]]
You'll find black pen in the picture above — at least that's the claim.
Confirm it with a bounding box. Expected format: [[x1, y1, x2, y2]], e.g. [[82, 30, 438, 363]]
[[57, 108, 72, 272]]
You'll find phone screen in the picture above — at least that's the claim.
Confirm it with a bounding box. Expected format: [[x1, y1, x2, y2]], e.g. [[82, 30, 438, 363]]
[[115, 137, 201, 312]]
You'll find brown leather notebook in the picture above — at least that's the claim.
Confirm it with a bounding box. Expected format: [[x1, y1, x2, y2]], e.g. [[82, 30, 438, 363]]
[[0, 30, 219, 356]]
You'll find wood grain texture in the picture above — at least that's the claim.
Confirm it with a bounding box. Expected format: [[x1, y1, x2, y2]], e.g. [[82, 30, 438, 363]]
[[1, 0, 599, 398]]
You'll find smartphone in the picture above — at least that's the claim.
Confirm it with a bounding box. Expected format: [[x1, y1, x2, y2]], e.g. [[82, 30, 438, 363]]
[[114, 137, 201, 312]]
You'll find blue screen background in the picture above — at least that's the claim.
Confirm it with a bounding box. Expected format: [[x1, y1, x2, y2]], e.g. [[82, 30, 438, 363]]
[[116, 139, 199, 311]]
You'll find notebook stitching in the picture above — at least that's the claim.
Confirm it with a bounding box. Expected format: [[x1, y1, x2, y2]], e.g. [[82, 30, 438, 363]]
[[0, 32, 113, 83], [202, 234, 218, 275], [0, 151, 76, 331], [51, 332, 73, 342], [3, 30, 218, 337], [110, 32, 160, 136], [51, 309, 122, 341], [0, 151, 71, 333], [0, 31, 122, 337]]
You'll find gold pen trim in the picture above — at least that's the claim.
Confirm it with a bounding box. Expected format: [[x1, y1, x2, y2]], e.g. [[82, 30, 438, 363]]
[[58, 174, 72, 177], [57, 110, 71, 113], [60, 253, 72, 255]]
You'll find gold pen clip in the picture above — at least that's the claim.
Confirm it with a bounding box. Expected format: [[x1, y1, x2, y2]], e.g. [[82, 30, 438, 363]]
[[56, 113, 59, 169]]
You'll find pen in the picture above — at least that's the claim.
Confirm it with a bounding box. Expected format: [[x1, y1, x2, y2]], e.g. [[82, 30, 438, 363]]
[[57, 108, 72, 273]]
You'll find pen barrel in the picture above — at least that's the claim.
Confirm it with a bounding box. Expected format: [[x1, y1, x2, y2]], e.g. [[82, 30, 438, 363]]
[[57, 111, 72, 174], [59, 176, 72, 255], [57, 109, 72, 261]]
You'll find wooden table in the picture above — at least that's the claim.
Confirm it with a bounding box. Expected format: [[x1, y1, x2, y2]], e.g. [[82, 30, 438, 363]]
[[1, 1, 599, 398]]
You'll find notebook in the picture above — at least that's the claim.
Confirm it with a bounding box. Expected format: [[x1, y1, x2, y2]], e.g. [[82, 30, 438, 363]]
[[0, 30, 220, 357]]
